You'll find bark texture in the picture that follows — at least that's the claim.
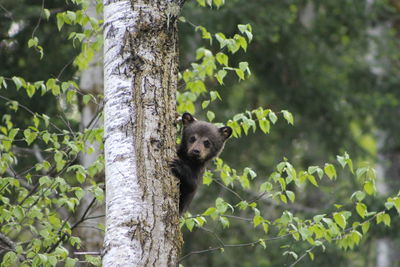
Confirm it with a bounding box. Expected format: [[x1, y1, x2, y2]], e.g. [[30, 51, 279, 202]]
[[102, 0, 182, 266]]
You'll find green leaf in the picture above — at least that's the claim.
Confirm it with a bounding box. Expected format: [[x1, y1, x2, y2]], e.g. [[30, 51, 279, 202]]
[[263, 222, 269, 234], [32, 115, 40, 128], [67, 90, 76, 103], [238, 24, 247, 33], [356, 167, 367, 179], [333, 212, 346, 229], [207, 111, 215, 122], [219, 216, 230, 228], [239, 61, 249, 71], [235, 68, 245, 80], [363, 181, 375, 195], [13, 206, 25, 221], [324, 164, 337, 180], [76, 171, 86, 184], [308, 251, 315, 261], [66, 11, 77, 22], [245, 167, 257, 179], [26, 84, 36, 98], [28, 37, 39, 48], [268, 111, 277, 124], [56, 13, 65, 31], [8, 128, 19, 140], [185, 218, 195, 231], [83, 94, 92, 105], [280, 193, 287, 203], [42, 132, 51, 144], [351, 191, 366, 202], [337, 155, 346, 168], [356, 202, 367, 218], [215, 33, 227, 48], [313, 214, 326, 223], [84, 255, 101, 266], [0, 76, 5, 89], [237, 201, 248, 210], [394, 198, 400, 214], [253, 215, 263, 227], [283, 251, 298, 260], [12, 76, 25, 90], [259, 118, 270, 134], [245, 31, 253, 42], [383, 214, 391, 226], [361, 221, 370, 234], [214, 0, 224, 8], [43, 8, 51, 20], [3, 252, 17, 265], [216, 52, 229, 66], [286, 190, 295, 202], [203, 207, 216, 216], [235, 35, 247, 51], [259, 181, 273, 193], [376, 213, 391, 226], [202, 100, 210, 109], [65, 258, 78, 267], [282, 110, 294, 125], [308, 166, 318, 174], [215, 69, 227, 85], [39, 176, 51, 186], [210, 91, 221, 101], [307, 174, 319, 187], [24, 129, 38, 145], [367, 167, 376, 180], [259, 239, 266, 249]]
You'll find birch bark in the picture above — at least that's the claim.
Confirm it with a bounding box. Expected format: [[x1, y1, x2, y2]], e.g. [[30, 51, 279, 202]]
[[102, 0, 182, 266]]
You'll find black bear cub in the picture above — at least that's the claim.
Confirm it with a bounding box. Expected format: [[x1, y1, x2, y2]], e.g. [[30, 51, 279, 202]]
[[170, 112, 232, 214]]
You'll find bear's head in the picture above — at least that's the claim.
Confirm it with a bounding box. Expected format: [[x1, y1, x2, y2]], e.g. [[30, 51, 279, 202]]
[[179, 112, 232, 164]]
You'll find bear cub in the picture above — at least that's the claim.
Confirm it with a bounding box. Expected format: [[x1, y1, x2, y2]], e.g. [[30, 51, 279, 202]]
[[170, 112, 232, 214]]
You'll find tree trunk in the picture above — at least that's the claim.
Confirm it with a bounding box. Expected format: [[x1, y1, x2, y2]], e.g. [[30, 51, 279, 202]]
[[102, 0, 182, 266], [75, 0, 105, 252], [376, 133, 400, 267]]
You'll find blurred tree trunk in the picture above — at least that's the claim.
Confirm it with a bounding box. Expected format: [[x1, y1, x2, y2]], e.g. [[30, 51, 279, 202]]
[[375, 134, 393, 267], [102, 0, 182, 266], [75, 0, 104, 253], [370, 0, 400, 264]]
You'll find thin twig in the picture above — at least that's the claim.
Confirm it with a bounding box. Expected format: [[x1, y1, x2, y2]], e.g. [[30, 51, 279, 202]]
[[46, 197, 97, 253], [74, 251, 101, 255], [0, 233, 16, 250], [213, 178, 243, 200], [31, 0, 45, 38]]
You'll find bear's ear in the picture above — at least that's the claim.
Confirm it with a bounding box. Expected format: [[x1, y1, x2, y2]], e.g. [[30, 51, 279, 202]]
[[219, 126, 232, 140], [182, 112, 196, 126]]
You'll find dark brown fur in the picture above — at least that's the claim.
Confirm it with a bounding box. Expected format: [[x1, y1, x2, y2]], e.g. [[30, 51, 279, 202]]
[[170, 113, 232, 214]]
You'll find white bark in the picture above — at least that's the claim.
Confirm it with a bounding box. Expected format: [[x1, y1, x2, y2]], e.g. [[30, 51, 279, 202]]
[[375, 133, 392, 267], [102, 0, 181, 266], [76, 0, 105, 252], [299, 2, 315, 29], [367, 3, 398, 264]]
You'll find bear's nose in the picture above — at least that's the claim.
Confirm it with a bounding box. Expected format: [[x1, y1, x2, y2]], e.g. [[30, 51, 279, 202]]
[[192, 149, 200, 155]]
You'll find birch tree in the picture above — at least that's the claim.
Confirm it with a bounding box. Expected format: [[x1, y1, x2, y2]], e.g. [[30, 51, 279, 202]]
[[102, 0, 183, 266]]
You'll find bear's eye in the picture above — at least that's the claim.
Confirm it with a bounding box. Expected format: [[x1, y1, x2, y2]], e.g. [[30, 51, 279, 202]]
[[203, 140, 210, 148], [189, 136, 196, 143]]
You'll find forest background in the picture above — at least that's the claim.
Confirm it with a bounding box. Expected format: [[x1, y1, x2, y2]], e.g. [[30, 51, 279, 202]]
[[1, 0, 400, 266]]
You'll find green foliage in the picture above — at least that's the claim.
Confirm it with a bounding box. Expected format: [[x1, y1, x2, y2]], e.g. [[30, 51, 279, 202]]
[[0, 0, 104, 265], [177, 2, 400, 266]]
